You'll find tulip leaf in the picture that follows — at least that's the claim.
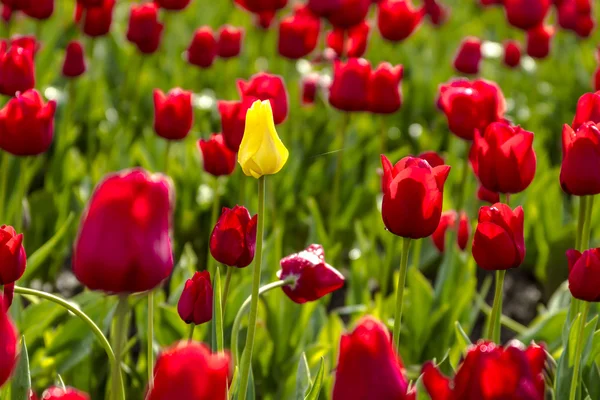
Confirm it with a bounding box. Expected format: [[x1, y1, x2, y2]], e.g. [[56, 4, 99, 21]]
[[212, 266, 224, 353], [11, 336, 31, 400], [304, 357, 324, 400], [295, 352, 312, 400], [454, 321, 472, 347]]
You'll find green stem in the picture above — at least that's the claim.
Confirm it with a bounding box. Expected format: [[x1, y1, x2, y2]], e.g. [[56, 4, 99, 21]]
[[378, 234, 396, 315], [380, 115, 388, 154], [0, 152, 9, 219], [238, 176, 266, 400], [147, 291, 155, 390], [15, 158, 28, 232], [329, 113, 350, 235], [487, 270, 506, 343], [221, 266, 233, 312], [207, 178, 221, 276], [476, 292, 527, 334], [582, 195, 594, 251], [164, 141, 172, 174], [392, 237, 412, 354], [188, 324, 196, 343], [575, 196, 588, 251], [112, 295, 129, 400], [569, 302, 591, 400]]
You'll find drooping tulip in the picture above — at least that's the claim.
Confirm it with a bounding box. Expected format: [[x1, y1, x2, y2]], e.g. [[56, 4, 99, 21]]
[[327, 21, 370, 59], [78, 0, 115, 37], [210, 206, 257, 268], [126, 3, 164, 54], [329, 58, 371, 112], [377, 0, 424, 42], [277, 5, 321, 60], [62, 41, 87, 78], [177, 271, 213, 325], [0, 295, 17, 389], [453, 37, 482, 75], [237, 73, 289, 124], [153, 88, 193, 141], [217, 25, 243, 58], [0, 39, 35, 96], [526, 24, 554, 59], [572, 91, 600, 130], [40, 387, 90, 400], [503, 0, 551, 30], [186, 27, 218, 68], [367, 62, 403, 114], [197, 134, 237, 177], [560, 122, 600, 196], [327, 0, 370, 29], [431, 211, 470, 252], [503, 40, 521, 68], [0, 225, 26, 286]]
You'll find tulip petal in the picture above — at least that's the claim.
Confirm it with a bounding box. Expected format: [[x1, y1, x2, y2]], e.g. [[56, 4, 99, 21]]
[[472, 221, 518, 270]]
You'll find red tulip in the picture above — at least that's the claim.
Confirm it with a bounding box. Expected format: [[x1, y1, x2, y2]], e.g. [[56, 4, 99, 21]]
[[572, 91, 600, 130], [422, 341, 545, 400], [504, 0, 551, 30], [197, 134, 236, 176], [210, 206, 257, 268], [380, 155, 450, 239], [62, 41, 86, 78], [9, 36, 39, 57], [327, 21, 370, 58], [418, 151, 445, 168], [76, 0, 104, 6], [477, 185, 500, 204], [0, 39, 35, 96], [568, 247, 600, 301], [423, 0, 448, 26], [126, 3, 163, 54], [327, 0, 371, 29], [0, 226, 26, 286], [526, 24, 554, 59], [0, 89, 56, 156], [472, 203, 525, 271], [595, 67, 600, 91], [557, 0, 594, 38], [154, 0, 191, 11], [332, 316, 414, 400], [73, 169, 174, 294], [237, 73, 288, 124], [503, 40, 521, 68], [479, 0, 503, 5], [186, 27, 217, 68], [147, 342, 230, 400], [329, 58, 371, 112], [453, 37, 482, 75], [431, 211, 470, 253], [1, 5, 11, 22], [40, 387, 90, 400], [301, 74, 319, 105], [153, 88, 193, 141], [177, 271, 213, 325], [438, 78, 506, 140], [277, 5, 321, 60], [470, 122, 536, 194], [0, 295, 17, 389], [377, 0, 424, 42], [217, 25, 243, 58], [22, 0, 53, 19], [307, 0, 340, 16], [234, 0, 286, 14], [78, 0, 115, 37], [255, 10, 276, 29], [560, 122, 600, 196], [218, 98, 251, 152], [367, 62, 403, 114]]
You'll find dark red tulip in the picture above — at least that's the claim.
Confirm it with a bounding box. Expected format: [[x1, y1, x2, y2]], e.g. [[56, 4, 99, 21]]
[[1, 5, 11, 22], [21, 0, 53, 19], [76, 0, 104, 6], [572, 91, 600, 130], [217, 25, 243, 58], [377, 0, 424, 42], [307, 0, 340, 16], [62, 41, 87, 78], [9, 36, 39, 57], [567, 248, 600, 301], [470, 122, 536, 194], [126, 3, 164, 54], [418, 151, 445, 168], [0, 295, 17, 389], [177, 271, 213, 325], [40, 387, 90, 400], [453, 37, 482, 75], [560, 122, 600, 196], [423, 0, 448, 25], [367, 62, 403, 114], [147, 342, 230, 400], [595, 66, 600, 91], [422, 341, 545, 400], [477, 185, 500, 204], [73, 169, 174, 294], [503, 40, 521, 68], [438, 78, 506, 140], [327, 21, 370, 58], [237, 73, 288, 124], [526, 24, 554, 59], [153, 88, 193, 141], [210, 206, 257, 268], [332, 316, 414, 400], [557, 0, 594, 38], [0, 89, 56, 156], [154, 0, 191, 11], [78, 0, 115, 37], [479, 0, 503, 5], [431, 211, 470, 252], [0, 39, 35, 96], [0, 226, 26, 286], [255, 10, 276, 29], [472, 203, 525, 271], [277, 5, 321, 60], [504, 0, 551, 30], [234, 0, 286, 14], [329, 58, 371, 112], [327, 0, 370, 29], [197, 134, 236, 176], [217, 97, 256, 152], [301, 74, 319, 105], [277, 244, 344, 304], [380, 155, 450, 239], [187, 27, 217, 68]]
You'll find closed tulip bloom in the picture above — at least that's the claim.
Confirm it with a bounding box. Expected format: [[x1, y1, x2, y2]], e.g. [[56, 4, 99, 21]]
[[0, 295, 17, 389], [218, 98, 256, 152], [237, 73, 289, 124], [453, 37, 482, 75], [153, 88, 193, 141], [472, 203, 525, 271], [78, 0, 115, 37], [198, 134, 236, 176], [477, 185, 500, 204], [381, 155, 451, 239], [41, 387, 90, 400], [0, 40, 35, 96], [278, 6, 321, 60], [2, 5, 11, 22], [0, 226, 26, 286], [595, 67, 600, 91], [62, 41, 86, 78], [210, 206, 257, 268], [418, 151, 445, 168], [307, 0, 340, 16], [327, 0, 370, 28], [277, 244, 344, 304], [327, 21, 370, 58], [526, 24, 554, 59], [217, 25, 243, 58], [560, 122, 600, 196], [22, 0, 53, 19], [301, 74, 319, 105], [234, 0, 286, 14], [329, 58, 371, 112], [238, 100, 289, 178], [557, 0, 594, 37], [572, 91, 600, 130], [333, 317, 413, 400], [367, 62, 403, 114], [438, 78, 506, 140], [377, 0, 424, 42], [154, 0, 191, 11], [186, 27, 217, 68], [177, 271, 213, 325], [503, 40, 521, 68], [148, 342, 230, 400], [423, 0, 448, 26], [126, 3, 164, 54], [73, 169, 174, 294], [431, 211, 469, 253], [567, 248, 600, 301], [0, 90, 56, 156], [504, 0, 550, 30]]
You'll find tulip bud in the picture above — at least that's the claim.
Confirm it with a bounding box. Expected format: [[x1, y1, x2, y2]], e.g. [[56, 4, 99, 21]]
[[186, 27, 217, 68], [217, 98, 256, 152], [217, 25, 243, 58], [237, 73, 289, 124], [177, 271, 213, 325], [154, 0, 191, 11], [526, 24, 554, 59], [126, 3, 164, 54], [40, 387, 90, 400], [431, 211, 470, 252], [595, 67, 600, 92], [307, 0, 340, 17], [503, 40, 521, 68], [0, 226, 26, 286], [79, 0, 115, 37], [238, 100, 289, 178], [277, 244, 344, 304], [0, 89, 56, 156], [327, 21, 370, 58], [368, 62, 403, 114], [1, 5, 11, 23], [301, 74, 319, 106], [22, 0, 53, 19], [329, 58, 371, 112], [560, 122, 600, 196], [327, 0, 370, 29], [62, 41, 87, 78], [567, 248, 600, 302], [0, 40, 35, 96], [377, 0, 424, 42], [197, 134, 237, 177], [557, 0, 594, 38], [277, 5, 321, 60], [153, 88, 193, 141], [210, 206, 257, 268], [73, 169, 174, 294], [504, 0, 551, 30], [0, 295, 17, 389], [453, 37, 482, 75], [477, 185, 500, 204], [418, 151, 445, 168], [333, 316, 413, 400], [423, 0, 448, 26], [233, 0, 287, 14], [472, 203, 525, 271], [572, 91, 600, 130], [380, 155, 451, 239]]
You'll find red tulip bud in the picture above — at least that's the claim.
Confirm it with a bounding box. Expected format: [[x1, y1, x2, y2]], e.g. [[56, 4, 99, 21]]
[[377, 0, 424, 42], [217, 25, 243, 58], [0, 295, 17, 389], [217, 98, 256, 152], [301, 74, 319, 105], [153, 88, 193, 141], [477, 185, 500, 204], [0, 225, 26, 286], [418, 151, 445, 168], [368, 62, 403, 114], [1, 5, 11, 22], [277, 5, 321, 60], [327, 0, 370, 29], [62, 41, 87, 78], [40, 387, 90, 400], [186, 27, 217, 68], [210, 206, 257, 268], [453, 37, 482, 75], [22, 0, 53, 19], [154, 0, 191, 11], [431, 211, 470, 252], [560, 122, 600, 196], [567, 248, 600, 301], [572, 91, 600, 130], [423, 0, 448, 26], [0, 39, 35, 96], [503, 40, 521, 68], [327, 21, 370, 59], [307, 0, 340, 17], [197, 134, 236, 176], [557, 0, 594, 38], [237, 72, 288, 124], [126, 3, 164, 54], [526, 24, 554, 59], [78, 0, 115, 38], [329, 58, 371, 112], [504, 0, 551, 30], [177, 271, 213, 325]]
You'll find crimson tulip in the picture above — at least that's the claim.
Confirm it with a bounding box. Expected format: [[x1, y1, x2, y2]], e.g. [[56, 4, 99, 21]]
[[237, 73, 288, 124], [595, 66, 600, 91], [503, 40, 521, 68], [217, 25, 243, 58], [0, 39, 35, 96], [572, 91, 600, 130], [377, 0, 424, 42], [76, 0, 104, 6], [557, 0, 594, 38], [1, 5, 11, 23], [423, 0, 448, 26], [234, 0, 286, 14], [0, 225, 26, 286], [277, 5, 321, 60], [153, 88, 193, 141], [307, 0, 340, 16], [73, 169, 174, 294], [477, 185, 500, 204], [560, 122, 600, 196], [329, 58, 371, 112], [453, 37, 482, 75], [78, 0, 115, 37], [126, 3, 163, 54], [327, 22, 370, 59], [367, 62, 403, 114], [526, 24, 554, 59], [327, 0, 370, 28], [177, 271, 213, 325], [0, 295, 17, 389], [22, 0, 53, 19], [197, 134, 236, 176], [154, 0, 191, 11], [431, 211, 470, 253], [9, 36, 38, 57], [301, 74, 319, 105], [62, 41, 86, 78], [210, 206, 257, 268], [186, 27, 217, 68], [504, 0, 551, 30], [567, 248, 600, 301], [40, 387, 90, 400], [418, 151, 445, 168], [217, 98, 254, 152]]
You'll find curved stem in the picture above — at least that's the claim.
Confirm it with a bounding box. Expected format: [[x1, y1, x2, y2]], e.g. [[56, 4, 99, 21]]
[[112, 295, 129, 400], [147, 291, 155, 390], [487, 270, 506, 343], [392, 237, 412, 354], [570, 302, 590, 400], [222, 266, 233, 312]]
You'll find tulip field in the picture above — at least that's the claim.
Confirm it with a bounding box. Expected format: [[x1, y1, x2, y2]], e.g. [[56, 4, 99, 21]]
[[2, 0, 600, 399]]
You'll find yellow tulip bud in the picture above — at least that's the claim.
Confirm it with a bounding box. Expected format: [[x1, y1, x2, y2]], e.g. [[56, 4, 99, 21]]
[[238, 100, 289, 179]]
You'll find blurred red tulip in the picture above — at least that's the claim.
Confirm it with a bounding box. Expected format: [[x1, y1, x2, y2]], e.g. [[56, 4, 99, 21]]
[[73, 169, 174, 294], [526, 24, 554, 59], [177, 271, 213, 325], [0, 225, 26, 286], [0, 0, 22, 10], [147, 342, 230, 400], [478, 0, 503, 5], [329, 58, 371, 112], [186, 27, 217, 68], [418, 151, 445, 168], [327, 21, 370, 58], [210, 206, 257, 268], [573, 90, 600, 129], [472, 203, 525, 271], [381, 155, 451, 239], [307, 0, 340, 16], [557, 0, 594, 38], [153, 88, 193, 141], [432, 211, 470, 252], [377, 0, 424, 42], [1, 5, 11, 22], [237, 73, 288, 124], [277, 5, 321, 60], [78, 0, 115, 37], [234, 0, 286, 26], [560, 122, 600, 196], [76, 0, 104, 6], [154, 0, 191, 11], [40, 387, 90, 400], [0, 295, 17, 389], [595, 66, 600, 91], [197, 134, 236, 176], [62, 41, 87, 78], [567, 248, 600, 301], [453, 37, 482, 75], [477, 185, 500, 204], [301, 74, 319, 105], [0, 39, 35, 96], [504, 0, 551, 30], [217, 25, 243, 58], [503, 40, 521, 68], [126, 3, 164, 54], [367, 62, 403, 114], [3, 283, 13, 310], [0, 89, 56, 156], [327, 0, 371, 29], [255, 10, 276, 29], [423, 0, 448, 26], [22, 0, 53, 19], [9, 36, 39, 57], [218, 98, 251, 152]]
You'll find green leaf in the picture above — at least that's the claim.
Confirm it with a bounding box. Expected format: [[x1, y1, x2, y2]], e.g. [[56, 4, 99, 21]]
[[11, 337, 31, 400], [455, 321, 472, 347], [212, 266, 224, 353], [304, 357, 324, 400], [295, 352, 312, 400]]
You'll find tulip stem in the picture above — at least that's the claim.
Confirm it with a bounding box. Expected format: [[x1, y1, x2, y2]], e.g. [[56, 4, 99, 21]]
[[392, 237, 412, 354], [582, 195, 594, 252], [329, 113, 350, 236], [188, 324, 195, 343], [147, 291, 155, 390], [112, 295, 129, 400], [570, 301, 590, 400], [222, 266, 233, 312], [0, 152, 8, 219], [487, 269, 506, 343], [238, 175, 266, 400]]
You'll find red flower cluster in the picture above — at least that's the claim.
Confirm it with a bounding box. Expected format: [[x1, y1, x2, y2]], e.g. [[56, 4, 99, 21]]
[[557, 0, 595, 38], [1, 0, 53, 19], [186, 25, 244, 68]]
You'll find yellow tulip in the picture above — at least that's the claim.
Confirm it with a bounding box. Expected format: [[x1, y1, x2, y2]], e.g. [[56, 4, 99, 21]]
[[238, 100, 289, 179]]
